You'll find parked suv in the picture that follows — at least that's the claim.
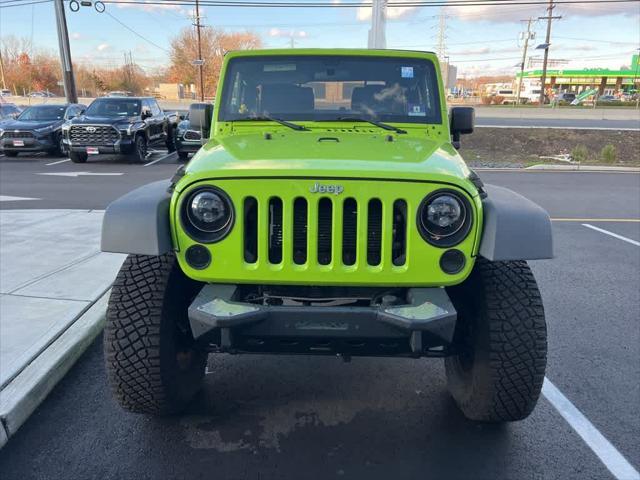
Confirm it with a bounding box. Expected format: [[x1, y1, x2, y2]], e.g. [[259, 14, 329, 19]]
[[102, 49, 553, 423], [62, 96, 177, 163], [174, 103, 212, 161], [0, 103, 84, 157]]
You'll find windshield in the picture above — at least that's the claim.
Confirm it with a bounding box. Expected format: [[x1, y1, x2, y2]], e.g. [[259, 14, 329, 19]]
[[1, 105, 20, 117], [85, 98, 141, 117], [219, 55, 441, 124], [17, 105, 65, 121]]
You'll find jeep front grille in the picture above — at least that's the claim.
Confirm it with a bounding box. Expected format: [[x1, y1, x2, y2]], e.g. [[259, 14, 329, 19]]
[[242, 195, 407, 268], [69, 125, 119, 145], [2, 131, 34, 139]]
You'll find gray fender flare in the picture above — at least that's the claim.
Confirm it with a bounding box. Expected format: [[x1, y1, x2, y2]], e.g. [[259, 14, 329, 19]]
[[479, 184, 553, 261], [101, 180, 173, 255]]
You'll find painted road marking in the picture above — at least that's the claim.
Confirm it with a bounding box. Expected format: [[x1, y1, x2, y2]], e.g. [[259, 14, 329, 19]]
[[37, 172, 124, 177], [582, 223, 640, 246], [543, 378, 640, 480], [0, 195, 40, 202], [552, 218, 640, 223], [46, 158, 71, 166], [144, 151, 175, 167], [477, 125, 640, 132]]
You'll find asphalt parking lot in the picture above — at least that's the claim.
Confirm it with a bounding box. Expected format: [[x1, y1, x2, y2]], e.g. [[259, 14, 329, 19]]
[[0, 152, 638, 480]]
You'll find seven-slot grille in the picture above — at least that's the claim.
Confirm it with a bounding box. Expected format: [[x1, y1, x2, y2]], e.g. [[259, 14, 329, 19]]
[[243, 195, 408, 268], [69, 125, 119, 145], [2, 131, 34, 139]]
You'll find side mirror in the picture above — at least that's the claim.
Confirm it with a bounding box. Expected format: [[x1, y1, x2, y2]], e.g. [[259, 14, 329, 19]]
[[141, 110, 152, 120], [450, 106, 474, 149], [189, 102, 213, 133]]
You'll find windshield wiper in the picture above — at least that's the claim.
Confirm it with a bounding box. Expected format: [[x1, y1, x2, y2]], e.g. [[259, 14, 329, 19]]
[[321, 116, 407, 134], [234, 115, 308, 131]]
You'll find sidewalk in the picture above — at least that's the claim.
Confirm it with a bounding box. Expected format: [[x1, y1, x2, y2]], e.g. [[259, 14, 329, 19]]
[[0, 209, 124, 446]]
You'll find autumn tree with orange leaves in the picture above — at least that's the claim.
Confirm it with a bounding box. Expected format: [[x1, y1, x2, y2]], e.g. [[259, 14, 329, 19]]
[[167, 27, 261, 99]]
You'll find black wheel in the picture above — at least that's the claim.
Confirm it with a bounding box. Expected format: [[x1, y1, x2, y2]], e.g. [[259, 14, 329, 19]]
[[69, 151, 87, 163], [129, 134, 148, 163], [3, 151, 18, 157], [47, 133, 66, 157], [105, 254, 207, 415], [445, 258, 547, 422], [178, 150, 189, 161], [165, 126, 176, 153]]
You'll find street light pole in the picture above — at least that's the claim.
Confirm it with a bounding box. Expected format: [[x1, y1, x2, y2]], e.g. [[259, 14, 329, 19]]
[[53, 0, 78, 103], [195, 0, 205, 101], [538, 0, 561, 106]]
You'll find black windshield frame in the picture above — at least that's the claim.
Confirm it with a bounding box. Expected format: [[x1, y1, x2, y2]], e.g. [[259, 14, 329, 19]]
[[218, 55, 442, 125]]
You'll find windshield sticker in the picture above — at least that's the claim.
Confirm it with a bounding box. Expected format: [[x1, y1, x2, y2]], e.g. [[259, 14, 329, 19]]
[[264, 64, 297, 72], [408, 104, 426, 117], [401, 66, 414, 78]]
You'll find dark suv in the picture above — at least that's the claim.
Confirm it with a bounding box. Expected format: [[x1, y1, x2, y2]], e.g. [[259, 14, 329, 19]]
[[0, 103, 84, 157], [63, 96, 177, 163]]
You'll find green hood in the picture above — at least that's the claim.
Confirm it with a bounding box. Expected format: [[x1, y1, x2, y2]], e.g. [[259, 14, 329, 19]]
[[179, 129, 476, 195]]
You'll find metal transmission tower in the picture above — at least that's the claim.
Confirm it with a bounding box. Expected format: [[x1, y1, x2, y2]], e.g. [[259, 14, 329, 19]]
[[436, 13, 447, 60], [538, 0, 561, 106], [516, 18, 535, 105], [54, 0, 78, 103], [367, 0, 387, 49]]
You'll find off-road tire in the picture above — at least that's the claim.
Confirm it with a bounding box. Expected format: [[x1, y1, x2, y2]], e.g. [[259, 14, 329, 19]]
[[104, 253, 207, 415], [445, 258, 547, 422], [4, 151, 18, 157], [129, 134, 148, 164], [69, 151, 87, 163], [178, 150, 189, 161]]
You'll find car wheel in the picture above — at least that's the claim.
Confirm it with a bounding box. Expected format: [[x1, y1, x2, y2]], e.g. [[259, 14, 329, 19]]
[[48, 133, 66, 157], [69, 151, 87, 163], [178, 151, 189, 161], [104, 253, 207, 415], [4, 151, 18, 157], [130, 134, 148, 163], [444, 258, 547, 422]]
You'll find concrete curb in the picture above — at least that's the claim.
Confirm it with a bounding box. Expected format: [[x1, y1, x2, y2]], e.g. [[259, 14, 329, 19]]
[[474, 166, 640, 173], [0, 289, 110, 449]]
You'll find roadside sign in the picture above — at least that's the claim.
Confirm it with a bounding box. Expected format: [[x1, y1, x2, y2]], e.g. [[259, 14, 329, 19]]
[[191, 59, 205, 66], [571, 88, 598, 105]]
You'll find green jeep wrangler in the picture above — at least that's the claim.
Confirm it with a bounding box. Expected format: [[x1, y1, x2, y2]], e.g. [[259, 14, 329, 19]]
[[102, 49, 553, 422]]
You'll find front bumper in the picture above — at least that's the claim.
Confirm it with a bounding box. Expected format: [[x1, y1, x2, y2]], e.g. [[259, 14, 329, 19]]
[[188, 284, 457, 357], [65, 137, 135, 155], [176, 138, 202, 153], [1, 134, 55, 152]]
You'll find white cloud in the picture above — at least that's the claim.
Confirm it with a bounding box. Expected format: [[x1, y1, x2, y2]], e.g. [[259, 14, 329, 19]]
[[71, 32, 82, 40], [96, 43, 110, 52], [269, 28, 308, 38], [116, 0, 188, 16], [354, 0, 640, 24]]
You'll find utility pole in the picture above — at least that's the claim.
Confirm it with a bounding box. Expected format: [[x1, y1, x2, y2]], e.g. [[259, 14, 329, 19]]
[[194, 0, 205, 101], [368, 0, 387, 49], [538, 0, 561, 106], [516, 18, 534, 105], [0, 51, 6, 90], [53, 0, 77, 103]]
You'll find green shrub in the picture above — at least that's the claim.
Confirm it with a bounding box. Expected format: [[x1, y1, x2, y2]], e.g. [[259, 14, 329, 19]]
[[571, 145, 589, 163], [600, 144, 617, 164]]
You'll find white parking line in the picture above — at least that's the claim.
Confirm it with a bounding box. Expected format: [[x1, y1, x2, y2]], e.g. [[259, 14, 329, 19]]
[[543, 378, 640, 480], [582, 223, 640, 247], [143, 152, 174, 167], [46, 158, 71, 166], [0, 195, 40, 202]]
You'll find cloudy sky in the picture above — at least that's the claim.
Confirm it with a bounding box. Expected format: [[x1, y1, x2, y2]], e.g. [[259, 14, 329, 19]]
[[0, 0, 638, 76]]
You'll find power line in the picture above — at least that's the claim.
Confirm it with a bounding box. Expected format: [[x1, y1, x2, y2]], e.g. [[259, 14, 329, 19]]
[[104, 11, 171, 53]]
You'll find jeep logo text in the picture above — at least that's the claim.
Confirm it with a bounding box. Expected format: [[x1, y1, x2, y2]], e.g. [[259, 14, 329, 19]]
[[310, 182, 344, 195]]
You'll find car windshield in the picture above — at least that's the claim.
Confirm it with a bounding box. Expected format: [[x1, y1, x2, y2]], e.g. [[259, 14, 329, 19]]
[[219, 55, 441, 124], [17, 105, 65, 121], [85, 98, 141, 117], [1, 105, 19, 117]]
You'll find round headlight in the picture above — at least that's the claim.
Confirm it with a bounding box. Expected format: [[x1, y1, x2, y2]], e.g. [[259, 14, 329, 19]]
[[418, 190, 472, 247], [182, 187, 234, 242]]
